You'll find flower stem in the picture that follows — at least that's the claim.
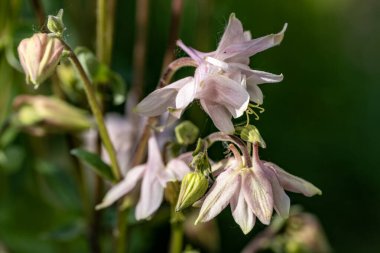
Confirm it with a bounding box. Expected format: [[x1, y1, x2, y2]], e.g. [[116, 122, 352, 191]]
[[62, 42, 121, 180], [205, 132, 253, 167], [169, 205, 184, 253]]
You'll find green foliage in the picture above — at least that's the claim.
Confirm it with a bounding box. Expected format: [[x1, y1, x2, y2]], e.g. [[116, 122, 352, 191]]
[[70, 148, 116, 182]]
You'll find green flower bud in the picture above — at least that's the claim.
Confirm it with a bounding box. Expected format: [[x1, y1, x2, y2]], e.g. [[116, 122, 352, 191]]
[[12, 95, 91, 136], [240, 125, 266, 148], [175, 120, 199, 145], [176, 171, 208, 211], [47, 9, 65, 37]]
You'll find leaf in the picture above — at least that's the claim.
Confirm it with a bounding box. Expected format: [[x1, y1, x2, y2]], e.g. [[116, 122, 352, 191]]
[[70, 148, 116, 182]]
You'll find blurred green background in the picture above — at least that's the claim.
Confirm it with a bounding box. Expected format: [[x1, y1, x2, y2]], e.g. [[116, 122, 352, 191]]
[[1, 0, 379, 252]]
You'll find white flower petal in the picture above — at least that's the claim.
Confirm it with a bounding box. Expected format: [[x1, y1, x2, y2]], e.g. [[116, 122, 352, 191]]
[[246, 84, 264, 105], [198, 75, 249, 118], [217, 13, 246, 53], [200, 100, 235, 134], [95, 165, 146, 209], [146, 134, 165, 172], [166, 159, 191, 181], [175, 79, 196, 109], [264, 166, 290, 219], [265, 162, 322, 197], [196, 169, 239, 223], [223, 23, 287, 60], [135, 172, 164, 220], [230, 179, 256, 234], [135, 77, 192, 117], [243, 168, 273, 225]]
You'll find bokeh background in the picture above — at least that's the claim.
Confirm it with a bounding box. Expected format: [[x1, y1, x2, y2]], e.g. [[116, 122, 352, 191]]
[[1, 0, 379, 252]]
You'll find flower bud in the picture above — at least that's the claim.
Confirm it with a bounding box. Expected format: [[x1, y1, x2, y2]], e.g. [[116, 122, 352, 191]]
[[12, 95, 91, 136], [240, 125, 266, 148], [17, 33, 64, 88], [175, 120, 199, 145], [47, 9, 65, 37], [176, 171, 208, 211]]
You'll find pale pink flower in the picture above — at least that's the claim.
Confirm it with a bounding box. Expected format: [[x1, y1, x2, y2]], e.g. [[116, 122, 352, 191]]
[[136, 14, 286, 133], [196, 145, 321, 234], [96, 134, 190, 220], [18, 33, 64, 88]]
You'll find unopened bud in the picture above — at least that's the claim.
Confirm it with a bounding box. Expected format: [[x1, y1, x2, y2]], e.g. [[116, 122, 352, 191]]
[[13, 95, 91, 136], [240, 125, 266, 148], [17, 33, 64, 88], [175, 121, 199, 145], [47, 9, 65, 37], [176, 171, 208, 211]]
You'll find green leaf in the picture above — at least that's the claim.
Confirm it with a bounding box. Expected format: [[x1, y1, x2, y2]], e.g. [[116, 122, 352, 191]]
[[70, 148, 116, 182]]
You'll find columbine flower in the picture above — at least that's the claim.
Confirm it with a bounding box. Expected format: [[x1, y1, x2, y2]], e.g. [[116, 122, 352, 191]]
[[136, 14, 286, 133], [196, 144, 321, 234], [96, 134, 190, 220], [18, 33, 64, 88]]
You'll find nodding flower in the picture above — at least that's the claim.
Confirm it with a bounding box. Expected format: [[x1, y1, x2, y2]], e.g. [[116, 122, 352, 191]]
[[196, 144, 321, 234], [136, 14, 286, 133], [96, 134, 191, 220]]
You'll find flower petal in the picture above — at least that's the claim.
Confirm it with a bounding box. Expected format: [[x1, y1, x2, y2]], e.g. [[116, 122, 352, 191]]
[[196, 169, 239, 223], [166, 159, 191, 181], [175, 79, 196, 109], [146, 134, 165, 172], [264, 166, 290, 219], [230, 178, 256, 234], [200, 100, 234, 134], [243, 169, 273, 225], [177, 40, 210, 63], [135, 171, 164, 220], [223, 23, 287, 60], [217, 13, 246, 53], [198, 75, 250, 118], [264, 162, 322, 197], [135, 77, 193, 117], [246, 84, 264, 105], [95, 165, 146, 209]]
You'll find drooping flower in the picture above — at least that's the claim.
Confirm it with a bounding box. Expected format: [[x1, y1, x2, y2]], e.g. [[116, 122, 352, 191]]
[[136, 14, 286, 133], [17, 33, 64, 88], [196, 144, 321, 234], [96, 134, 191, 220]]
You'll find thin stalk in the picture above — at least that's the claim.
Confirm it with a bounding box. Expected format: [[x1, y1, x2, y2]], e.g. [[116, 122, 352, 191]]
[[116, 208, 128, 253], [169, 218, 183, 253], [130, 0, 150, 102], [162, 0, 184, 69], [30, 0, 45, 30], [96, 0, 107, 64], [62, 41, 121, 180]]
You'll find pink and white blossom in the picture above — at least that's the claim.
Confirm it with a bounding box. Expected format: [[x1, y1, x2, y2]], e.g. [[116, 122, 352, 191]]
[[96, 134, 191, 220], [136, 14, 286, 133], [196, 145, 321, 234]]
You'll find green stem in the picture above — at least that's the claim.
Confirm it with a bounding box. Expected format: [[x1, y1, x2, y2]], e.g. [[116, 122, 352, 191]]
[[62, 42, 121, 180], [169, 205, 184, 253], [96, 0, 107, 64], [116, 208, 128, 253]]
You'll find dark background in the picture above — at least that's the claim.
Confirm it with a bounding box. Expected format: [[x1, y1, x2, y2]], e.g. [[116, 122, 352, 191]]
[[1, 0, 379, 252]]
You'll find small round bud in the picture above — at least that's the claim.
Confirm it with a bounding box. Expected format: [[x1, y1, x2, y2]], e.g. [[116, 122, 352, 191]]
[[176, 171, 208, 211], [240, 125, 266, 148], [47, 9, 65, 37], [175, 121, 199, 145]]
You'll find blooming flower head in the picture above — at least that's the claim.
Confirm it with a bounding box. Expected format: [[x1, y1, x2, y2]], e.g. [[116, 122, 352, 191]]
[[96, 134, 191, 220], [18, 33, 64, 88], [196, 144, 321, 234], [136, 14, 286, 133]]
